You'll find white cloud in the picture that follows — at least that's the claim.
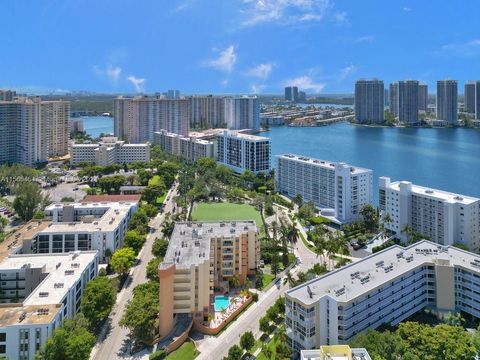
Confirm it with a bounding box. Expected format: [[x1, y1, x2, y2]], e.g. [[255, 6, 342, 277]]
[[127, 76, 146, 93], [403, 7, 411, 11], [173, 0, 196, 12], [241, 0, 332, 27], [251, 84, 266, 93], [353, 35, 376, 43], [284, 75, 326, 93], [333, 11, 349, 25], [441, 39, 480, 56], [247, 62, 274, 80], [205, 45, 237, 73], [338, 64, 357, 80], [93, 64, 122, 84]]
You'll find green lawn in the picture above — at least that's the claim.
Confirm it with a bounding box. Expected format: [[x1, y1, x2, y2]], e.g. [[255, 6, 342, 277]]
[[191, 203, 263, 227], [156, 192, 167, 205], [166, 341, 199, 360], [261, 273, 274, 289]]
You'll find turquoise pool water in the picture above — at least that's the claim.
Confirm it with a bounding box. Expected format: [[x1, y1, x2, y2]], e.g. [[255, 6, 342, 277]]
[[214, 295, 229, 312]]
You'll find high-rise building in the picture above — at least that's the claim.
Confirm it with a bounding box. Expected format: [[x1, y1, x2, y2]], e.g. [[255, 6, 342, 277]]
[[477, 81, 480, 120], [0, 97, 70, 166], [158, 221, 259, 337], [224, 96, 260, 131], [285, 86, 299, 102], [113, 96, 190, 143], [0, 89, 16, 102], [153, 130, 214, 163], [286, 240, 480, 350], [379, 176, 480, 252], [166, 89, 180, 99], [216, 130, 271, 174], [354, 79, 384, 124], [384, 88, 389, 107], [275, 154, 373, 223], [418, 84, 428, 112], [189, 95, 226, 129], [389, 82, 399, 116], [436, 80, 458, 124], [464, 81, 477, 114], [398, 80, 419, 124], [298, 91, 307, 103]]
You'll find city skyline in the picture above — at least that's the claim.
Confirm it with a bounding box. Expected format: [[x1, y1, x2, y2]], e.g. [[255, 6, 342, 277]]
[[2, 1, 480, 95]]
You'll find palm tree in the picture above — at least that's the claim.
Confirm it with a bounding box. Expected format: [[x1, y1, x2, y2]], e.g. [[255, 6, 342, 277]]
[[283, 270, 296, 288], [230, 275, 240, 289], [401, 224, 413, 243], [314, 236, 326, 265]]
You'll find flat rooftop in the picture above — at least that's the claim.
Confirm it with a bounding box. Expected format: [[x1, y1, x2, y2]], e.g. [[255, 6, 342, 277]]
[[0, 304, 61, 327], [1, 221, 52, 262], [161, 221, 257, 269], [287, 240, 480, 305], [0, 251, 98, 307], [82, 194, 141, 202], [278, 154, 371, 174], [218, 131, 270, 142], [384, 179, 479, 205]]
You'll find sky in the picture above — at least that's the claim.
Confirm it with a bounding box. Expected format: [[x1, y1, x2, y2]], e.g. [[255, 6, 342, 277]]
[[1, 0, 480, 95]]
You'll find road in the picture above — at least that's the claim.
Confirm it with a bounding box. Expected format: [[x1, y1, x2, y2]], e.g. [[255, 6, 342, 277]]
[[90, 182, 178, 360]]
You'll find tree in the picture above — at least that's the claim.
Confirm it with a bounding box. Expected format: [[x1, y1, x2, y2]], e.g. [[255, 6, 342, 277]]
[[259, 316, 270, 334], [97, 175, 125, 194], [142, 184, 166, 205], [110, 247, 136, 276], [13, 182, 44, 221], [61, 197, 75, 202], [123, 230, 147, 254], [80, 277, 116, 330], [149, 350, 167, 360], [298, 202, 315, 220], [227, 344, 243, 360], [146, 257, 162, 282], [240, 170, 255, 189], [129, 210, 150, 234], [283, 270, 296, 288], [360, 204, 378, 232], [292, 193, 303, 207], [271, 253, 280, 277], [120, 281, 159, 343], [161, 218, 175, 238], [152, 238, 169, 258], [240, 331, 255, 354], [32, 210, 45, 219], [37, 315, 96, 360]]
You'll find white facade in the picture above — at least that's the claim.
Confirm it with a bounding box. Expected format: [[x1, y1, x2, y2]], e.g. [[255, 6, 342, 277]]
[[70, 136, 150, 166], [216, 130, 271, 174], [379, 177, 480, 252], [0, 251, 98, 360], [275, 154, 373, 223], [286, 241, 480, 352], [153, 130, 214, 163], [15, 201, 139, 261], [224, 96, 260, 132]]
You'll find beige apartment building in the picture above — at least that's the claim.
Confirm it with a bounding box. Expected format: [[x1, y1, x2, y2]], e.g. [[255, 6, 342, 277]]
[[158, 221, 259, 337]]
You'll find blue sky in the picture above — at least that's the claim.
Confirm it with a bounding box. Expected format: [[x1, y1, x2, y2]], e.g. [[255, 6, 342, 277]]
[[1, 0, 480, 95]]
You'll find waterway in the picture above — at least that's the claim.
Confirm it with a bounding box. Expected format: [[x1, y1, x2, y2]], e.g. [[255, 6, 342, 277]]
[[264, 123, 480, 203], [81, 116, 114, 138]]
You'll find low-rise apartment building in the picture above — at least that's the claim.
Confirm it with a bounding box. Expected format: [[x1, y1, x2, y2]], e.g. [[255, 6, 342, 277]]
[[216, 130, 271, 174], [301, 345, 371, 360], [158, 221, 259, 337], [286, 240, 480, 353], [6, 201, 138, 261], [70, 136, 150, 166], [0, 251, 98, 360], [276, 154, 373, 223], [379, 177, 480, 252]]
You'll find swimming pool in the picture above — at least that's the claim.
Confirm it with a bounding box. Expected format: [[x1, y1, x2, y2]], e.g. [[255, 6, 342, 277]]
[[214, 295, 230, 312]]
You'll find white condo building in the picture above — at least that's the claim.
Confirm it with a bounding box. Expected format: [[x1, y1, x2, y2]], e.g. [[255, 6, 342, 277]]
[[0, 247, 98, 360], [70, 136, 150, 166], [153, 130, 214, 163], [379, 177, 480, 252], [286, 240, 480, 353], [10, 201, 138, 261], [275, 154, 373, 223], [216, 130, 271, 174]]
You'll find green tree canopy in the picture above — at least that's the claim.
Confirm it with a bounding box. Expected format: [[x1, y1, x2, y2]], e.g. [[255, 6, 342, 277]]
[[152, 238, 169, 258], [13, 181, 44, 221], [240, 331, 255, 353], [110, 247, 136, 276], [80, 276, 116, 330], [123, 230, 147, 254]]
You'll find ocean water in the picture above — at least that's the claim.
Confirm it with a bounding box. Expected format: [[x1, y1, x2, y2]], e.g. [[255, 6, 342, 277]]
[[264, 123, 480, 203], [81, 116, 114, 138]]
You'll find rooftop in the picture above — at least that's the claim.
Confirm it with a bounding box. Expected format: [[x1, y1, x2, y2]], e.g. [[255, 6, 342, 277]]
[[1, 221, 51, 262], [161, 221, 257, 269], [218, 130, 270, 142], [301, 346, 371, 360], [0, 304, 62, 327], [287, 240, 480, 305], [382, 177, 479, 205], [82, 194, 141, 202], [278, 154, 371, 174], [0, 251, 98, 307]]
